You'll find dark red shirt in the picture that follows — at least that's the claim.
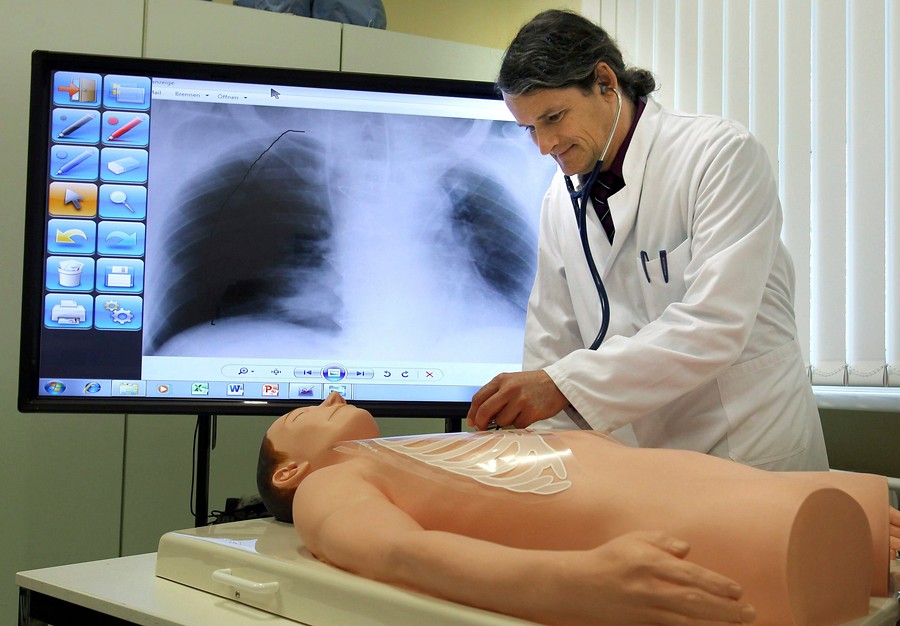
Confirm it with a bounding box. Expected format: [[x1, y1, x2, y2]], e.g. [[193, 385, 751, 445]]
[[588, 96, 647, 243]]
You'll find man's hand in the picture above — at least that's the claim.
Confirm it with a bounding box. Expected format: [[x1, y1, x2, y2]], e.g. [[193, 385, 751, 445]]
[[532, 531, 757, 625], [466, 369, 569, 430]]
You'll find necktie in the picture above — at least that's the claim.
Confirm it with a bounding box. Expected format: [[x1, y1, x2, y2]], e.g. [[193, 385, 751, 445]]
[[589, 178, 619, 244]]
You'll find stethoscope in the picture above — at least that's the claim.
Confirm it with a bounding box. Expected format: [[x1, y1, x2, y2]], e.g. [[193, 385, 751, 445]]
[[563, 85, 623, 350]]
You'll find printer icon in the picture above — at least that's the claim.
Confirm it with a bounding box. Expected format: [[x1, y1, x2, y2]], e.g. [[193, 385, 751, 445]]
[[51, 299, 86, 325]]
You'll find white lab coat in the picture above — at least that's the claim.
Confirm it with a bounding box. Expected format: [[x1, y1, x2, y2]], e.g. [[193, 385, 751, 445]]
[[526, 98, 828, 470]]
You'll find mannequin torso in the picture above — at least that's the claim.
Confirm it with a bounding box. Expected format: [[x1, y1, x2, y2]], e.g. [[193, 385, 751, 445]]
[[296, 430, 887, 625]]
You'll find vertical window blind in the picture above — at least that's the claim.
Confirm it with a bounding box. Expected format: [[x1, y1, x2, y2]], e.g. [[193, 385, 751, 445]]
[[601, 0, 898, 388]]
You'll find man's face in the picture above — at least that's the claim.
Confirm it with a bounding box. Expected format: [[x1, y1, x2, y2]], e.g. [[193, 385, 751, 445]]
[[266, 392, 379, 465], [503, 83, 614, 177]]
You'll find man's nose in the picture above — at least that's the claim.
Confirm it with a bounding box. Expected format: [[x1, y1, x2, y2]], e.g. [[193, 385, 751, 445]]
[[534, 130, 556, 156]]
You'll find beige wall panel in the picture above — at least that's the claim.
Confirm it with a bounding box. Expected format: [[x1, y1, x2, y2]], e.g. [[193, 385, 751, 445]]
[[342, 24, 502, 81], [0, 0, 145, 622], [381, 0, 582, 49], [145, 0, 342, 70], [120, 413, 273, 556]]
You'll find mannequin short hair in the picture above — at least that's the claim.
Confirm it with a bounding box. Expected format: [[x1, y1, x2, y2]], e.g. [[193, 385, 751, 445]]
[[256, 435, 295, 523]]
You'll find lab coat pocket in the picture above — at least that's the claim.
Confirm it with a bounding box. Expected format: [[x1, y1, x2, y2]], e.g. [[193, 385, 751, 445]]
[[718, 341, 810, 466], [636, 239, 689, 320]]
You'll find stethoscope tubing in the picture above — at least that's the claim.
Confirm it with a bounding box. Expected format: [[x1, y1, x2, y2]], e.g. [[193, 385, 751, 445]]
[[563, 86, 623, 351]]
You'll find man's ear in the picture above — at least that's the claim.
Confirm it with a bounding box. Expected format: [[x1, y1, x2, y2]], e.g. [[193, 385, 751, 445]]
[[593, 61, 618, 91], [272, 461, 310, 490]]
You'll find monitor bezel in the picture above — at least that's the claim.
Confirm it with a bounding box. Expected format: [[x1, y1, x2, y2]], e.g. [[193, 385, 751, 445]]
[[18, 50, 517, 419]]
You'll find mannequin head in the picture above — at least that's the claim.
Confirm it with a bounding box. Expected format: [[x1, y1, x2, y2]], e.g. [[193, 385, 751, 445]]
[[257, 392, 380, 521]]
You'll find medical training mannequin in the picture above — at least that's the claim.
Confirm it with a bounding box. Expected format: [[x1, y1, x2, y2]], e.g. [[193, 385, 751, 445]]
[[467, 10, 828, 474], [259, 393, 900, 626]]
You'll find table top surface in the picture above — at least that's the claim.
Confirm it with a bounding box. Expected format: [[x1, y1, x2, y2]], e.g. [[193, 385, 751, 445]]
[[18, 552, 302, 626], [17, 550, 900, 626]]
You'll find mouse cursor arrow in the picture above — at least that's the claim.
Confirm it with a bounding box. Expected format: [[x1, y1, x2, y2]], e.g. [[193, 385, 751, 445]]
[[64, 188, 84, 210]]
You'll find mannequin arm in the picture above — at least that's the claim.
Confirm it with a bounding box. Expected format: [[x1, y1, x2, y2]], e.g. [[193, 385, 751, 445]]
[[890, 506, 900, 554], [296, 472, 755, 625]]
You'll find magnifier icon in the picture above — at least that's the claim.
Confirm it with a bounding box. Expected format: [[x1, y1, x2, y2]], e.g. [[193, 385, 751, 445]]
[[109, 189, 135, 212], [238, 367, 249, 375]]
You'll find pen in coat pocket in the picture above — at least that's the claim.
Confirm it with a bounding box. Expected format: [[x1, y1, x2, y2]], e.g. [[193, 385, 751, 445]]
[[640, 250, 651, 283], [659, 250, 669, 283]]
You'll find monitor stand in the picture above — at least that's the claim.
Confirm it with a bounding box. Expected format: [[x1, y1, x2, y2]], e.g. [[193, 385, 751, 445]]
[[194, 413, 216, 527]]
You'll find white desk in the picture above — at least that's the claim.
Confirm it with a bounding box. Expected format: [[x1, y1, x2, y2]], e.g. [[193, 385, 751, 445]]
[[17, 553, 301, 626], [17, 551, 900, 626]]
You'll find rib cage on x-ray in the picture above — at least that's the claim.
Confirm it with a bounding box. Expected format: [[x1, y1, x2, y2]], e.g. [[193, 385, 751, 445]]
[[441, 168, 536, 310], [146, 131, 339, 353], [143, 100, 555, 362]]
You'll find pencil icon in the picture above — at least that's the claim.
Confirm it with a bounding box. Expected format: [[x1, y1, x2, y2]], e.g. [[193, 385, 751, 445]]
[[107, 117, 143, 141], [58, 113, 95, 138], [55, 149, 93, 176]]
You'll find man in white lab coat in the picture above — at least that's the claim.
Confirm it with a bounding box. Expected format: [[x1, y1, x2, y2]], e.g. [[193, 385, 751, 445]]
[[467, 9, 828, 471]]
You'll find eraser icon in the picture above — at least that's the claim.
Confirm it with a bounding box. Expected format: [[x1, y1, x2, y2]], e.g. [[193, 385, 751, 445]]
[[107, 156, 141, 175]]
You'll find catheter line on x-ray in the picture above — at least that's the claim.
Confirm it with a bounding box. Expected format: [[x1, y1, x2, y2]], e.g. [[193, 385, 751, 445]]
[[214, 128, 307, 215]]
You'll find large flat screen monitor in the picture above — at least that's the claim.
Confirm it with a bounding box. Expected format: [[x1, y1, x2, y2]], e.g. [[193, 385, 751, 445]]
[[18, 51, 556, 418]]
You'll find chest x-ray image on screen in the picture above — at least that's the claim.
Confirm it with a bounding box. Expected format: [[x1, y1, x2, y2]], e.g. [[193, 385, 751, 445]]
[[144, 102, 554, 363]]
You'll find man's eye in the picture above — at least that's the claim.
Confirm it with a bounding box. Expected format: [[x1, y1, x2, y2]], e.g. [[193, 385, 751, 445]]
[[547, 112, 562, 123]]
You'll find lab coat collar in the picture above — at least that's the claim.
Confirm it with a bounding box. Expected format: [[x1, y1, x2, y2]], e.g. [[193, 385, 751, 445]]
[[603, 97, 662, 276]]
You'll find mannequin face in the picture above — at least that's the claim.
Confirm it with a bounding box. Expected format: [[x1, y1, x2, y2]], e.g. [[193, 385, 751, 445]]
[[266, 392, 380, 469], [502, 63, 624, 177]]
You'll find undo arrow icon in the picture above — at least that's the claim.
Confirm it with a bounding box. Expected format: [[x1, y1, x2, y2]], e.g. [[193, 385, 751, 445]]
[[55, 229, 88, 243]]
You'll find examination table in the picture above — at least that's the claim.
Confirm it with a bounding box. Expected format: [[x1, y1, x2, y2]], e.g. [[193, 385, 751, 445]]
[[16, 517, 899, 625]]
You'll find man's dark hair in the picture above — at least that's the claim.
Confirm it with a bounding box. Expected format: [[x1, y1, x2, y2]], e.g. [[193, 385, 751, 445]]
[[256, 435, 295, 523], [497, 10, 656, 101]]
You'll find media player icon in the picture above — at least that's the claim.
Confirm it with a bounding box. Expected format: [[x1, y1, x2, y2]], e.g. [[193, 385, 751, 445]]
[[323, 364, 346, 382]]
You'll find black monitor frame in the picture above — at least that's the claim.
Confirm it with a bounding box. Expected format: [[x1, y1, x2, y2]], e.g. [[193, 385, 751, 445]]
[[18, 50, 551, 419]]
